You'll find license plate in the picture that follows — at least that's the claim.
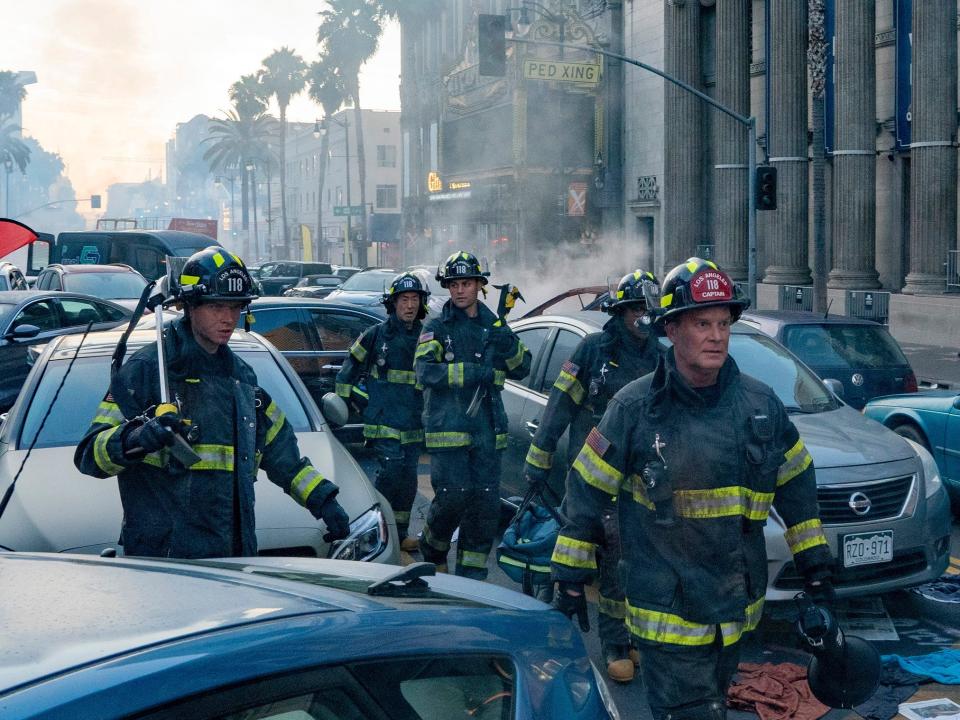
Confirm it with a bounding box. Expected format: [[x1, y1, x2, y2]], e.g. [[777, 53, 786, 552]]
[[842, 530, 894, 568]]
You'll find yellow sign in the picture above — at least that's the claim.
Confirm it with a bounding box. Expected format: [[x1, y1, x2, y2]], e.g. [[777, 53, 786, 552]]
[[523, 59, 602, 85], [448, 181, 471, 190], [427, 171, 443, 192]]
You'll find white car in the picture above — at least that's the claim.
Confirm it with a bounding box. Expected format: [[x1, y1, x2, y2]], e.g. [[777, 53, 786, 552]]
[[0, 327, 399, 564]]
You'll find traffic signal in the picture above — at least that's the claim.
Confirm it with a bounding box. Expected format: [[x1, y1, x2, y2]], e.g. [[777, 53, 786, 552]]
[[478, 14, 507, 77], [90, 194, 102, 209], [755, 165, 777, 211]]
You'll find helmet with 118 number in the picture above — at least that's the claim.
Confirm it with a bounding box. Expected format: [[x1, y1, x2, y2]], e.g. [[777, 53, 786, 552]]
[[382, 271, 431, 319], [173, 246, 259, 305], [654, 257, 750, 327]]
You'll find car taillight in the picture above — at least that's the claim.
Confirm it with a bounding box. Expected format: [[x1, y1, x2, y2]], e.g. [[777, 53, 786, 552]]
[[904, 372, 918, 393]]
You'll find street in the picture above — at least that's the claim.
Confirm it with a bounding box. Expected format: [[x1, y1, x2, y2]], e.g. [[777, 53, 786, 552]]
[[352, 445, 960, 718]]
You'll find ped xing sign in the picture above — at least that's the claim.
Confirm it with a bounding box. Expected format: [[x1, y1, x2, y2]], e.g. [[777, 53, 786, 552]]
[[523, 59, 601, 86]]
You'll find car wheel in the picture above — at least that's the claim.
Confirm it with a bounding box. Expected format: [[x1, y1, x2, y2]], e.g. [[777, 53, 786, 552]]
[[892, 422, 929, 451]]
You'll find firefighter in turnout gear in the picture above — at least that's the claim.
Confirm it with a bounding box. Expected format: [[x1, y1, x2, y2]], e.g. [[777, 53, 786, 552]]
[[336, 272, 429, 552], [75, 247, 350, 559], [414, 251, 531, 578], [552, 258, 832, 720], [524, 269, 660, 684]]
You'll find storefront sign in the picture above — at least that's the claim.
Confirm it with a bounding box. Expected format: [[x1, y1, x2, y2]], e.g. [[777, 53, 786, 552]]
[[567, 182, 587, 216], [427, 171, 443, 192], [523, 60, 601, 86]]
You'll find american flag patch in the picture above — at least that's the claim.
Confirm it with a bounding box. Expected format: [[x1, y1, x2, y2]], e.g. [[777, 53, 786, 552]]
[[561, 360, 579, 375], [586, 427, 610, 457], [419, 331, 434, 344], [103, 392, 114, 402]]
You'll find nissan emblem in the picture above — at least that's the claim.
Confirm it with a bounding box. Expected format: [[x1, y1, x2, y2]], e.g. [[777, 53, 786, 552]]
[[848, 491, 872, 516]]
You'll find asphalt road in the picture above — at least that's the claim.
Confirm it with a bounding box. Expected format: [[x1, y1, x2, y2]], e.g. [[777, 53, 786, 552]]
[[351, 445, 960, 719]]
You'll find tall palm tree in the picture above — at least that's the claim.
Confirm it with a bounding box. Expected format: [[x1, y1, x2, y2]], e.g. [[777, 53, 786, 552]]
[[307, 56, 348, 262], [0, 122, 31, 173], [257, 47, 307, 259], [229, 74, 267, 119], [0, 71, 27, 120], [318, 0, 382, 266]]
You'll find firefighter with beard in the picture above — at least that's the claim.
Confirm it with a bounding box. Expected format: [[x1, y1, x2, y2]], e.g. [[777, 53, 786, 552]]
[[523, 269, 660, 684], [336, 272, 430, 552], [414, 251, 531, 578], [552, 258, 832, 720]]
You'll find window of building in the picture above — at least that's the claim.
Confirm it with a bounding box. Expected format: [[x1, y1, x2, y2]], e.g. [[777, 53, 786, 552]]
[[377, 144, 397, 167], [376, 185, 398, 209]]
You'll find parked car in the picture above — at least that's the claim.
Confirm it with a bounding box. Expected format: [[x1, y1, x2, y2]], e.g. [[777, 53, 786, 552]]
[[739, 310, 917, 409], [863, 390, 960, 510], [33, 263, 148, 310], [0, 261, 29, 292], [0, 553, 618, 720], [283, 273, 344, 299], [501, 311, 952, 600], [257, 261, 335, 296], [323, 267, 398, 308], [0, 290, 132, 412], [333, 264, 362, 279], [0, 326, 399, 563]]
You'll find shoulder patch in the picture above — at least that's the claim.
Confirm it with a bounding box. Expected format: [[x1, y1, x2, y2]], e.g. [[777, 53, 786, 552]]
[[418, 331, 434, 344], [103, 391, 114, 403], [561, 360, 580, 375], [586, 427, 611, 457]]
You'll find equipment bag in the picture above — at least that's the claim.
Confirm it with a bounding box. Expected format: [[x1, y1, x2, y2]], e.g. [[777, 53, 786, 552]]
[[497, 483, 563, 596]]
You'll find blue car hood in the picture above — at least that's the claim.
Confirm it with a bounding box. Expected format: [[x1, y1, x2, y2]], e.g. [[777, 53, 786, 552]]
[[792, 405, 916, 468]]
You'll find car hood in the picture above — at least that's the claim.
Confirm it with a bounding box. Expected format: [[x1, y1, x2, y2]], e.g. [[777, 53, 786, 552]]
[[792, 405, 916, 468], [324, 290, 382, 306], [867, 389, 957, 405]]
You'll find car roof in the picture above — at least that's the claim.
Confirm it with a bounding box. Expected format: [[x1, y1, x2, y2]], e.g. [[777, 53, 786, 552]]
[[514, 310, 762, 336], [43, 264, 141, 274], [0, 289, 131, 306], [742, 309, 881, 327], [49, 326, 264, 357], [249, 297, 383, 313]]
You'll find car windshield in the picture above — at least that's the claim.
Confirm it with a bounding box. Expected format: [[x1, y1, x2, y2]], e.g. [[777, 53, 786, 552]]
[[338, 271, 394, 292], [65, 272, 147, 299], [0, 302, 19, 326], [781, 323, 909, 370], [17, 350, 311, 449]]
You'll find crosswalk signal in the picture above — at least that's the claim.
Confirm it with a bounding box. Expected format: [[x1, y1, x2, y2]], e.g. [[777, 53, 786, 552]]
[[755, 165, 777, 211], [478, 14, 507, 77]]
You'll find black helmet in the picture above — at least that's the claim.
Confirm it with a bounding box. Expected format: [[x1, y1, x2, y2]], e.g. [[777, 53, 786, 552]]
[[382, 271, 431, 319], [174, 246, 258, 305], [601, 269, 660, 314], [435, 251, 489, 288], [655, 257, 750, 326]]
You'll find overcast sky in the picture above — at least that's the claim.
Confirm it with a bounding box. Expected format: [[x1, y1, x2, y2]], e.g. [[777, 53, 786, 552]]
[[1, 0, 400, 203]]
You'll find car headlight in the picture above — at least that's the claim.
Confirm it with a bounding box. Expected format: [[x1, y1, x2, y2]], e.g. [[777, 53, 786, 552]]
[[328, 505, 387, 561], [590, 661, 622, 720], [902, 438, 943, 498]]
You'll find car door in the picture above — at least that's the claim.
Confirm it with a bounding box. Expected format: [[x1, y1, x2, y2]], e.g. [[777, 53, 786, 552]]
[[944, 394, 960, 486], [304, 307, 378, 395], [246, 306, 324, 397], [0, 298, 62, 411]]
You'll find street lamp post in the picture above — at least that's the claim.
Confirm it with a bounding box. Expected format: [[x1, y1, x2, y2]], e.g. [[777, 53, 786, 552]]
[[321, 116, 353, 266], [214, 175, 236, 239], [3, 158, 12, 217]]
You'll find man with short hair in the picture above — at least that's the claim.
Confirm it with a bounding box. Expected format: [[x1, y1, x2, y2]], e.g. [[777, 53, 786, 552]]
[[75, 246, 350, 559]]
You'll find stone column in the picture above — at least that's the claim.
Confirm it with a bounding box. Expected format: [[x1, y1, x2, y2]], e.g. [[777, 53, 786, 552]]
[[903, 1, 958, 294], [712, 0, 750, 280], [828, 0, 880, 289], [663, 0, 702, 271], [763, 0, 811, 285]]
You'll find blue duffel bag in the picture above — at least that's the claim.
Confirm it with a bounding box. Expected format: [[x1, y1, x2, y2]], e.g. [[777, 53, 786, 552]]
[[497, 484, 563, 597]]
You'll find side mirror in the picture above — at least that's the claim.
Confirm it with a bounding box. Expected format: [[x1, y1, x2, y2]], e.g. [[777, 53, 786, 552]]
[[822, 378, 845, 400], [952, 395, 960, 410], [320, 392, 349, 427], [4, 324, 41, 341]]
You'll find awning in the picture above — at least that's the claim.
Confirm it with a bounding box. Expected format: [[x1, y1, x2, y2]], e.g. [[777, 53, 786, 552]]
[[369, 213, 401, 244]]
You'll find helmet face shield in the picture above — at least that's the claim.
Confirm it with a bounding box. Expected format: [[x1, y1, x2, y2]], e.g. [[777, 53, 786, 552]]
[[601, 269, 660, 315]]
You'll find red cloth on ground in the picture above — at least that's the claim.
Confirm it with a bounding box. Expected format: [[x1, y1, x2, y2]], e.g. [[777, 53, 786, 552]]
[[727, 662, 830, 720]]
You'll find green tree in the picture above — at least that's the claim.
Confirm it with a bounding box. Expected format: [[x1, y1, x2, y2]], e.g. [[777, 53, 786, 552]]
[[0, 121, 31, 173], [307, 55, 348, 261], [257, 47, 307, 259], [0, 71, 27, 120], [229, 74, 267, 121]]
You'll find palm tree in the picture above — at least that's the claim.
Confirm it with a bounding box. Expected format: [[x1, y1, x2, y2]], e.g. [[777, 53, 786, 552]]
[[0, 71, 27, 120], [0, 122, 31, 173], [318, 0, 382, 266], [307, 56, 348, 262], [257, 47, 307, 259], [229, 74, 267, 119]]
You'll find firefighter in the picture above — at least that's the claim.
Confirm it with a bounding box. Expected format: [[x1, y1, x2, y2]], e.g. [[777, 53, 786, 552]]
[[523, 269, 660, 684], [336, 271, 429, 552], [74, 247, 350, 559], [414, 251, 531, 578], [552, 258, 833, 720]]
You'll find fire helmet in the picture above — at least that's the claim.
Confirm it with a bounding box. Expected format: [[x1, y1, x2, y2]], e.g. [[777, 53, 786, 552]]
[[435, 251, 489, 288], [601, 269, 660, 314], [174, 246, 258, 305], [655, 257, 750, 326], [382, 271, 431, 319]]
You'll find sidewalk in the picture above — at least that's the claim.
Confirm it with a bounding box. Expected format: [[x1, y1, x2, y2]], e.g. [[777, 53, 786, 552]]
[[900, 343, 960, 389]]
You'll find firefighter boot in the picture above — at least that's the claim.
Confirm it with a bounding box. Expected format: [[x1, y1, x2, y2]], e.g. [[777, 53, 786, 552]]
[[603, 643, 635, 683]]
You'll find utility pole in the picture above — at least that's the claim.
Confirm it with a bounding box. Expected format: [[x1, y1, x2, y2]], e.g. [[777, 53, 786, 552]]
[[809, 0, 828, 313]]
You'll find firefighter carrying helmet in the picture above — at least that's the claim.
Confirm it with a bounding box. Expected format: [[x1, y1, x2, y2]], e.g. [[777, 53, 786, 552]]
[[601, 269, 660, 314], [655, 257, 750, 326], [174, 246, 258, 305], [382, 271, 431, 319], [435, 251, 489, 288]]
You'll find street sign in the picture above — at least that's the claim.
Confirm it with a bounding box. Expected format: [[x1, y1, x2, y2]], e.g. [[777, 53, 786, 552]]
[[523, 59, 602, 86], [333, 205, 365, 217], [567, 182, 587, 217]]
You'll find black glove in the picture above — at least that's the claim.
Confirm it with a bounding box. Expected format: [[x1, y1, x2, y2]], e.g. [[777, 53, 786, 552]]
[[554, 581, 590, 632], [123, 413, 184, 457], [491, 327, 515, 357], [804, 568, 836, 606], [523, 462, 549, 489], [320, 496, 351, 543], [479, 364, 496, 388]]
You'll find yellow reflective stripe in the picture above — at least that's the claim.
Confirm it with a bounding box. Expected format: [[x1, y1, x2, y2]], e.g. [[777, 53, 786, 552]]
[[553, 369, 586, 405], [493, 369, 506, 387], [265, 401, 286, 446], [181, 273, 200, 286], [660, 292, 673, 309], [425, 431, 471, 448], [495, 433, 508, 450], [423, 523, 451, 552], [364, 424, 401, 441], [784, 518, 829, 555], [572, 443, 622, 496], [686, 260, 699, 272], [143, 451, 168, 468], [778, 439, 813, 486], [673, 486, 774, 521], [336, 382, 353, 398], [525, 444, 553, 470], [349, 338, 367, 362], [459, 549, 489, 568], [447, 362, 465, 387], [719, 596, 765, 646], [353, 386, 369, 399], [599, 594, 626, 620], [505, 340, 526, 371], [92, 401, 124, 427], [400, 429, 424, 444], [551, 535, 597, 569], [190, 444, 234, 471], [626, 603, 715, 646], [626, 474, 655, 510], [291, 465, 326, 505], [386, 369, 416, 384], [93, 425, 124, 475], [212, 251, 225, 267], [415, 339, 442, 360], [498, 554, 552, 574]]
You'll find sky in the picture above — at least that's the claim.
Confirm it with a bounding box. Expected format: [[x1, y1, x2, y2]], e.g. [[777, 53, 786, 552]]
[[1, 0, 401, 204]]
